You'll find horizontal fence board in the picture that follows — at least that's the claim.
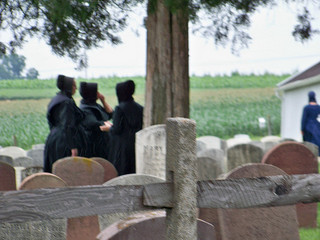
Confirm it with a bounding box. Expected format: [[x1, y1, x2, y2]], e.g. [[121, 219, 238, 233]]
[[1, 174, 320, 223], [0, 185, 153, 223], [143, 173, 320, 208]]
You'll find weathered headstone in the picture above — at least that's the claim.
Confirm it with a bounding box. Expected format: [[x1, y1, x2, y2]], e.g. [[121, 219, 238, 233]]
[[262, 142, 318, 228], [20, 166, 43, 183], [0, 146, 26, 159], [199, 163, 300, 240], [26, 148, 44, 167], [13, 156, 35, 167], [197, 148, 225, 180], [0, 155, 13, 166], [53, 157, 105, 240], [196, 136, 227, 153], [91, 157, 118, 182], [32, 143, 45, 149], [250, 141, 279, 154], [226, 137, 251, 148], [99, 174, 165, 229], [97, 211, 215, 240], [0, 161, 16, 190], [302, 141, 319, 159], [226, 143, 263, 171], [135, 124, 166, 179]]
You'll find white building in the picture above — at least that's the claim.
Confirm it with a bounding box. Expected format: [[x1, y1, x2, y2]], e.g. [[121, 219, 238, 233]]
[[276, 61, 320, 141]]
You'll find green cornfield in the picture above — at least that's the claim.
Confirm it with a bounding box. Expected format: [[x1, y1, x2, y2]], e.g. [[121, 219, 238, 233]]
[[0, 74, 286, 150]]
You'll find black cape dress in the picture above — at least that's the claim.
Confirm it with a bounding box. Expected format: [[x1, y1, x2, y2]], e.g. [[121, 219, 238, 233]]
[[44, 93, 88, 172], [108, 100, 143, 175], [80, 101, 113, 159]]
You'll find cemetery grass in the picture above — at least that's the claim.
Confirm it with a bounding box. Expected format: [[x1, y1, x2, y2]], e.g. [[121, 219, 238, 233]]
[[1, 74, 320, 237]]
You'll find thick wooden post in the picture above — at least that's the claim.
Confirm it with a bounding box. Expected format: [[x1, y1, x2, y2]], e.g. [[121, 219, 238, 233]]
[[165, 117, 197, 240]]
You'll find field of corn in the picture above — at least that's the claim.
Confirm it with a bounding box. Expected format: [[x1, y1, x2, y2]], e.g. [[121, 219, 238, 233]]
[[0, 74, 320, 238], [0, 74, 285, 150]]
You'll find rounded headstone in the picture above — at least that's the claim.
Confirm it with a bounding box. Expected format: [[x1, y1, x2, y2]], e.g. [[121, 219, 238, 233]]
[[19, 172, 67, 190], [97, 211, 215, 240], [0, 161, 16, 190], [0, 146, 27, 159], [261, 142, 318, 228], [91, 157, 118, 182]]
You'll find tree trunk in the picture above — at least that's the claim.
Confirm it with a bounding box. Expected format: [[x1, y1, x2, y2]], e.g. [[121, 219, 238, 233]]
[[144, 0, 189, 127]]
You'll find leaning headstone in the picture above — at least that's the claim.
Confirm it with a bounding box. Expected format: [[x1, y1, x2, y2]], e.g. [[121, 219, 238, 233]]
[[199, 163, 300, 240], [135, 124, 166, 179], [262, 142, 318, 228], [26, 148, 44, 167], [0, 155, 13, 166], [0, 173, 68, 240], [53, 157, 104, 240], [97, 211, 215, 240], [0, 146, 26, 159], [197, 148, 225, 180], [226, 143, 263, 171], [91, 157, 118, 182], [0, 161, 16, 190], [99, 174, 165, 229]]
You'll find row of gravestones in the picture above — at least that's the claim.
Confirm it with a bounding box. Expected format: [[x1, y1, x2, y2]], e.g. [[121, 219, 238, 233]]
[[135, 124, 318, 179], [0, 157, 310, 240], [0, 156, 214, 240]]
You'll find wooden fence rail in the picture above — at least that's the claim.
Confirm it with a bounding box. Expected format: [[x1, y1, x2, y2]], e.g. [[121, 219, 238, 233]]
[[1, 173, 320, 223]]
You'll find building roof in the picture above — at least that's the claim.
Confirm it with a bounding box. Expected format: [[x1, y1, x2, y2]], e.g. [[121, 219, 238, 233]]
[[277, 61, 320, 88]]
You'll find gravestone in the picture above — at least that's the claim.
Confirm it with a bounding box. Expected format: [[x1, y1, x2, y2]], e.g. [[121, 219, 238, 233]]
[[196, 136, 227, 153], [226, 137, 251, 148], [302, 141, 319, 159], [20, 166, 43, 183], [100, 174, 165, 229], [91, 157, 118, 182], [250, 141, 279, 154], [226, 143, 263, 171], [0, 161, 16, 190], [13, 156, 35, 167], [199, 163, 300, 240], [0, 155, 13, 166], [260, 135, 281, 143], [97, 211, 215, 240], [0, 173, 68, 240], [262, 142, 318, 228], [197, 148, 225, 180], [32, 143, 45, 149], [53, 157, 105, 240], [135, 124, 166, 179], [0, 146, 26, 159], [26, 148, 44, 167]]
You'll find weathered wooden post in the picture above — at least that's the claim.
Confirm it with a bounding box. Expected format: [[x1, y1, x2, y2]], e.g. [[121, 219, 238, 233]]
[[165, 117, 198, 240]]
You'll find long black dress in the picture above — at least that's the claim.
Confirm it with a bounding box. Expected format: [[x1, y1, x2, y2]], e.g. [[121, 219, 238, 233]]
[[44, 93, 88, 172], [108, 100, 143, 175], [80, 101, 113, 159]]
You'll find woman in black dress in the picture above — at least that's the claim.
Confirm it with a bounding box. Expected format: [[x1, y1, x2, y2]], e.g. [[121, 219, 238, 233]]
[[79, 82, 113, 159], [44, 75, 88, 172], [105, 80, 143, 175]]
